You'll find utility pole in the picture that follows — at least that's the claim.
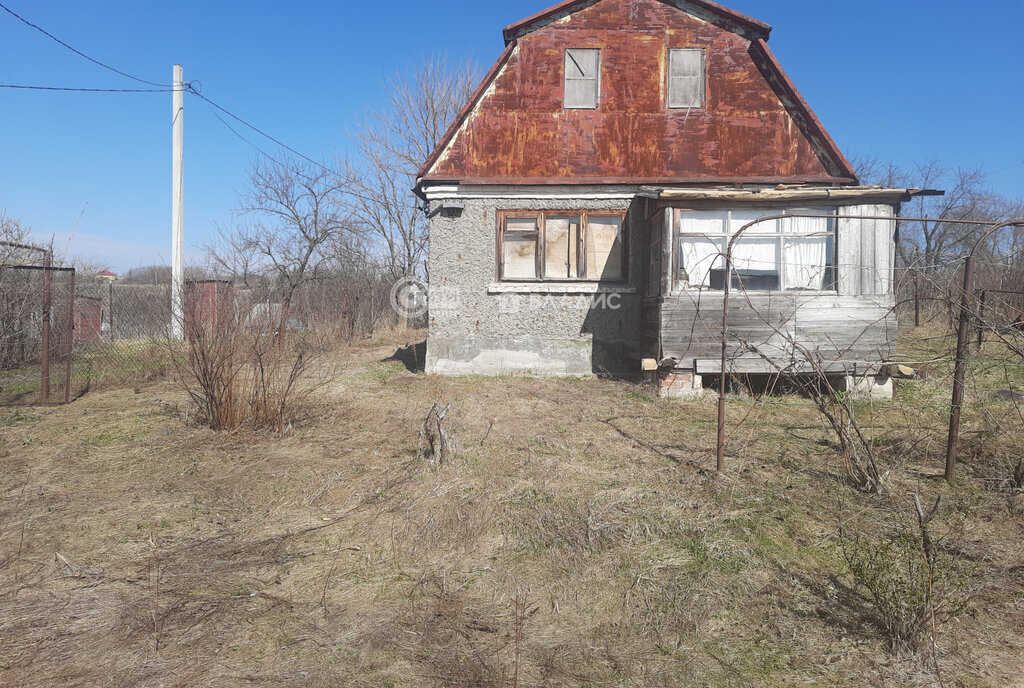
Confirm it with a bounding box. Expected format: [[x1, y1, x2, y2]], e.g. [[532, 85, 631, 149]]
[[171, 64, 184, 338]]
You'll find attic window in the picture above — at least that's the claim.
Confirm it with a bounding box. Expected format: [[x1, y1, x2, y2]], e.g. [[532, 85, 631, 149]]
[[564, 49, 600, 109], [668, 48, 705, 108]]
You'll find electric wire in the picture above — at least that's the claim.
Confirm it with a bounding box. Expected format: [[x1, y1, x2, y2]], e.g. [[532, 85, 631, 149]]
[[0, 1, 169, 87], [199, 98, 293, 173], [0, 84, 170, 93], [184, 85, 339, 176]]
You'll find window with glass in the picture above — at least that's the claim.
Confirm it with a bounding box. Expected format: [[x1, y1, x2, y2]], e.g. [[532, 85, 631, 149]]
[[675, 208, 836, 291], [498, 211, 625, 281], [564, 48, 601, 109], [668, 48, 705, 108]]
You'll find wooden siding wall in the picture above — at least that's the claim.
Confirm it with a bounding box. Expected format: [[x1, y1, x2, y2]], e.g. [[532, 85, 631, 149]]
[[838, 204, 896, 297], [659, 203, 898, 373], [661, 293, 897, 373]]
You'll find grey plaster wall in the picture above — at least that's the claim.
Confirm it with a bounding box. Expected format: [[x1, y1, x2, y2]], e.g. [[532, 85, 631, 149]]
[[425, 196, 645, 377]]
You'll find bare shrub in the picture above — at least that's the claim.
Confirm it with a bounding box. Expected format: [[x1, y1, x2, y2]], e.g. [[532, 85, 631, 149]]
[[747, 335, 884, 493], [815, 384, 884, 493], [512, 585, 538, 688], [166, 292, 326, 431], [838, 494, 976, 655]]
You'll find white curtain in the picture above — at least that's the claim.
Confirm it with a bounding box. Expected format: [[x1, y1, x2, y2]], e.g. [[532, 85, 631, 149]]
[[784, 239, 827, 289], [730, 209, 778, 235], [783, 215, 828, 290], [677, 211, 726, 286], [732, 238, 778, 273], [679, 237, 720, 286]]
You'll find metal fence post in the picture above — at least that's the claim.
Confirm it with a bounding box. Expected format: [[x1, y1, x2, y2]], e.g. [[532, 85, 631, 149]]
[[716, 247, 732, 475], [40, 259, 51, 402], [64, 270, 75, 404], [943, 219, 1024, 482], [945, 256, 975, 482]]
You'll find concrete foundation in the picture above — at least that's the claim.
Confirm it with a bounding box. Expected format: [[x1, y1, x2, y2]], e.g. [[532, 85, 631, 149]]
[[426, 335, 594, 377], [834, 374, 894, 401], [659, 370, 704, 399]]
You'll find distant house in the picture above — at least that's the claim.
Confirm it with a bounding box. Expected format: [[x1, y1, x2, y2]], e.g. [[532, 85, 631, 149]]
[[95, 270, 116, 281], [416, 0, 931, 399]]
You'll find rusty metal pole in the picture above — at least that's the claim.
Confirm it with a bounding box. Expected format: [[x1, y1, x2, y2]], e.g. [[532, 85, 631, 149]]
[[976, 290, 986, 350], [691, 212, 1018, 481], [64, 270, 75, 404], [945, 256, 975, 483], [40, 257, 51, 402], [716, 213, 795, 474], [941, 218, 1024, 482], [716, 248, 732, 474]]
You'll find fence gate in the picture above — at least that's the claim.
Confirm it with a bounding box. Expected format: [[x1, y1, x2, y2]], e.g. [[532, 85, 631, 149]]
[[0, 265, 82, 405]]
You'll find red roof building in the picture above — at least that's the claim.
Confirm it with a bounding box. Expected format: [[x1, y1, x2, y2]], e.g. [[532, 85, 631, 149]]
[[416, 0, 922, 400]]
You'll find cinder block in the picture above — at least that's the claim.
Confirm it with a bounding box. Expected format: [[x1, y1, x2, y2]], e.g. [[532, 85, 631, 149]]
[[835, 374, 894, 401]]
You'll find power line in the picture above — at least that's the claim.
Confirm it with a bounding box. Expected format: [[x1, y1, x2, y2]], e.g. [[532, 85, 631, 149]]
[[185, 85, 339, 176], [0, 1, 169, 88], [0, 83, 170, 93], [199, 97, 293, 172]]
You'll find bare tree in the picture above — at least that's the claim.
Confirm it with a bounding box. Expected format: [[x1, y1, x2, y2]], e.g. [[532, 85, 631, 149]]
[[0, 211, 40, 266], [342, 56, 479, 279], [900, 162, 991, 270], [225, 157, 351, 340]]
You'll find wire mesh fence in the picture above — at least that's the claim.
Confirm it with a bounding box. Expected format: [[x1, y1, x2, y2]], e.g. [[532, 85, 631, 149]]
[[1, 269, 402, 407], [706, 246, 1024, 487], [0, 265, 81, 405]]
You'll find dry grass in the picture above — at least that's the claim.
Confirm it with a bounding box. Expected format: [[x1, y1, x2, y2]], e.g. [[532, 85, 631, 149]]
[[0, 328, 1022, 687]]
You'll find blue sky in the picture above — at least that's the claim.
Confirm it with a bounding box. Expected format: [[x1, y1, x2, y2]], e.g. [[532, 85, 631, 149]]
[[1, 0, 1021, 272]]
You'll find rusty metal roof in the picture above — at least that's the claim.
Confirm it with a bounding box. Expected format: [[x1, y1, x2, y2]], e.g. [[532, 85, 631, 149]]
[[502, 0, 772, 44], [418, 0, 857, 190]]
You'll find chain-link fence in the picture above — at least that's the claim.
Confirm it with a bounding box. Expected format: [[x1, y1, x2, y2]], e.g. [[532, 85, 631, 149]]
[[71, 280, 175, 391], [1, 269, 402, 406], [0, 265, 82, 405]]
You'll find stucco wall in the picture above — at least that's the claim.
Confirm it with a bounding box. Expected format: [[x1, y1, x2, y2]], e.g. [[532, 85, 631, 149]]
[[425, 196, 644, 376]]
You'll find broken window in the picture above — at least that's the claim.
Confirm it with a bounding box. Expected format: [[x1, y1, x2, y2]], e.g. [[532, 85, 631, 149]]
[[675, 208, 836, 291], [564, 48, 600, 109], [502, 217, 539, 280], [585, 216, 623, 280], [544, 215, 580, 279], [668, 48, 705, 109], [499, 211, 626, 282]]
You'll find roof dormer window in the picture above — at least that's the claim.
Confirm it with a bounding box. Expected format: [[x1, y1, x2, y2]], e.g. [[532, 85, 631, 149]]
[[564, 48, 600, 109]]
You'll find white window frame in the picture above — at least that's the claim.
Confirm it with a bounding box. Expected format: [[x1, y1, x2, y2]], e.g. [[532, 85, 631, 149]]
[[674, 208, 838, 293], [564, 48, 601, 110]]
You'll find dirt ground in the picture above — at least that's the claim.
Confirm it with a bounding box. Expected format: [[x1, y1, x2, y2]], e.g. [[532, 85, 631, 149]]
[[1, 330, 1022, 687]]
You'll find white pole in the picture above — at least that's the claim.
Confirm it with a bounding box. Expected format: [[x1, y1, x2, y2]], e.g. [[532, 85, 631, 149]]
[[171, 64, 184, 339]]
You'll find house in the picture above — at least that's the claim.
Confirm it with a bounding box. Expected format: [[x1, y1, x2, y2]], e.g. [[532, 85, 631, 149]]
[[95, 270, 117, 281], [415, 0, 930, 398]]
